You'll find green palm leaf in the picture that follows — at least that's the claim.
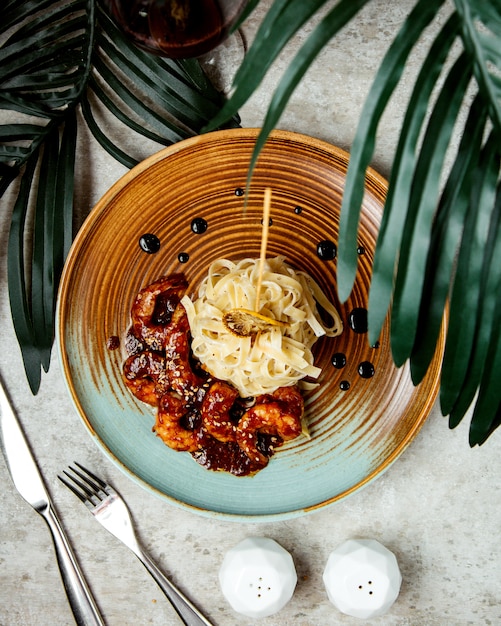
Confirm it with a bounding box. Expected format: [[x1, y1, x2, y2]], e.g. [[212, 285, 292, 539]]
[[389, 52, 473, 366], [0, 0, 238, 392], [7, 150, 42, 391], [242, 0, 371, 191], [337, 0, 447, 303], [84, 4, 240, 168], [204, 0, 501, 444], [438, 133, 499, 413], [206, 0, 373, 201], [205, 0, 337, 132], [448, 181, 501, 438], [2, 0, 501, 446], [367, 13, 461, 349], [341, 0, 501, 443], [409, 93, 488, 385], [2, 0, 94, 392]]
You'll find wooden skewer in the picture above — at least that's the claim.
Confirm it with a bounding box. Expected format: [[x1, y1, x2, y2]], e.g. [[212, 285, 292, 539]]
[[254, 187, 272, 312], [222, 187, 290, 336]]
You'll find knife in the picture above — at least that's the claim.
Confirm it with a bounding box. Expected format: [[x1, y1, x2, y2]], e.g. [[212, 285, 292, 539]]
[[0, 376, 105, 626]]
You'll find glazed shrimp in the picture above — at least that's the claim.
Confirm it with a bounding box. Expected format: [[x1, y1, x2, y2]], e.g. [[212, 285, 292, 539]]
[[201, 380, 239, 443], [268, 385, 304, 419], [154, 393, 201, 452], [164, 303, 208, 399], [236, 386, 304, 466], [131, 274, 188, 351], [122, 351, 168, 406]]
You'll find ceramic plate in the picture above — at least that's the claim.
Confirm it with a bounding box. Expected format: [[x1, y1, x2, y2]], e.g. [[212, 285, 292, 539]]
[[57, 129, 443, 521]]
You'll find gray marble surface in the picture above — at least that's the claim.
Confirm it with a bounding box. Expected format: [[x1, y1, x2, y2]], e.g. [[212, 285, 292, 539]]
[[1, 2, 500, 625]]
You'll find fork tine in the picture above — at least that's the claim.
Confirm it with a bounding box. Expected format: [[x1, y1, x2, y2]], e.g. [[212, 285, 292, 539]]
[[74, 462, 108, 490], [70, 464, 107, 496], [58, 464, 108, 504], [58, 471, 88, 503]]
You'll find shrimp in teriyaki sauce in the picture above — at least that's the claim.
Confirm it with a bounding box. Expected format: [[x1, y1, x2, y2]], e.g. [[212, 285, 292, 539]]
[[120, 274, 306, 476], [236, 386, 304, 467]]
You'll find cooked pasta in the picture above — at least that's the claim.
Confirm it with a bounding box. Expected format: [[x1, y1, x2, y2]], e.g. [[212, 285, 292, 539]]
[[181, 256, 343, 397]]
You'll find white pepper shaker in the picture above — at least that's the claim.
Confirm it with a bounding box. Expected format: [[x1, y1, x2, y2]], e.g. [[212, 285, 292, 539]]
[[219, 537, 297, 619], [323, 538, 402, 619]]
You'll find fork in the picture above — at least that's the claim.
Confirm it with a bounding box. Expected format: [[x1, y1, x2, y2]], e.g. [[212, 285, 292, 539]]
[[59, 463, 214, 626]]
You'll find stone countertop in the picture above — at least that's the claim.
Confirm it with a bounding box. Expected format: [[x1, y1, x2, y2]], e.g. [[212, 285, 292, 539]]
[[0, 2, 499, 625]]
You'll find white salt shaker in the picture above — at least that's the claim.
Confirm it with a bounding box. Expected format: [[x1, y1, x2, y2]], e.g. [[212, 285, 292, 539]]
[[219, 537, 297, 619], [323, 538, 402, 619]]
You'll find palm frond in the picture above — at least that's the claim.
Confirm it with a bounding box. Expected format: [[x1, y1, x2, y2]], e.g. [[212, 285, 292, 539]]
[[448, 180, 501, 437], [438, 133, 499, 414], [455, 0, 501, 133], [204, 0, 339, 132], [1, 0, 94, 392], [0, 1, 93, 113], [84, 4, 240, 166], [341, 0, 501, 444], [389, 51, 473, 367], [367, 13, 461, 348], [2, 0, 60, 32], [0, 0, 239, 392], [205, 0, 501, 444], [243, 0, 371, 192], [30, 117, 68, 371], [7, 149, 42, 393], [337, 0, 448, 302], [2, 0, 501, 446], [7, 116, 76, 391], [409, 93, 488, 385]]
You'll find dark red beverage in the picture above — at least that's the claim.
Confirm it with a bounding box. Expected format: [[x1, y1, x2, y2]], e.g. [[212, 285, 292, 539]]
[[103, 0, 248, 58]]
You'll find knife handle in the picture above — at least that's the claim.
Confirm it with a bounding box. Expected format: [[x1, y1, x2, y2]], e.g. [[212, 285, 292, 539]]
[[43, 503, 105, 626]]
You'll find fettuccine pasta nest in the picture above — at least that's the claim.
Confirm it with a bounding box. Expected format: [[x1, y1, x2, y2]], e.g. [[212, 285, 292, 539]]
[[181, 256, 343, 397]]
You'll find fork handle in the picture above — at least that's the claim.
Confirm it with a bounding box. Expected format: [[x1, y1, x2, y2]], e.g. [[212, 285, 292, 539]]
[[137, 550, 213, 626], [43, 504, 105, 626]]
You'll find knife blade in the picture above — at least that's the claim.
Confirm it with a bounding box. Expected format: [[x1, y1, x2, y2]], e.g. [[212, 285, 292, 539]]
[[0, 376, 105, 626]]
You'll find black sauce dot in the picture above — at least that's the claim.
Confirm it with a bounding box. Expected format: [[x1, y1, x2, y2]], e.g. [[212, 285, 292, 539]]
[[331, 353, 347, 369], [340, 380, 350, 391], [178, 252, 189, 263], [139, 233, 160, 254], [191, 217, 208, 234], [357, 245, 366, 255], [106, 336, 120, 350], [261, 217, 273, 227], [349, 307, 368, 333], [294, 206, 303, 214], [235, 187, 244, 197], [316, 239, 337, 261], [358, 361, 375, 378]]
